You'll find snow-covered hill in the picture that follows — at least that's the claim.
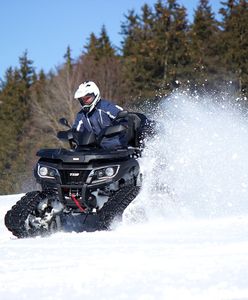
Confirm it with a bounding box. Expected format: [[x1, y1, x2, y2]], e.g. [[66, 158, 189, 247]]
[[1, 93, 248, 300], [1, 194, 248, 300]]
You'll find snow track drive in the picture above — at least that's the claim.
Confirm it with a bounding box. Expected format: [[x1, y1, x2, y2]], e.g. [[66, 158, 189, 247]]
[[5, 186, 140, 238], [4, 191, 62, 238]]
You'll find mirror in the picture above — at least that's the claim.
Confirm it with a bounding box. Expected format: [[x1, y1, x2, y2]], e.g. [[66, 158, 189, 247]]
[[59, 118, 71, 128]]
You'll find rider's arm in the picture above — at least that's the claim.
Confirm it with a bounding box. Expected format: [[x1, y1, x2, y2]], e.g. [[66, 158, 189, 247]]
[[102, 100, 124, 120], [72, 111, 84, 132]]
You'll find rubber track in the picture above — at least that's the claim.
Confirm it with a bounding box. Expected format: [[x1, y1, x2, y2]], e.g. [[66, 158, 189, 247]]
[[98, 185, 140, 229], [4, 191, 54, 238], [5, 186, 140, 237]]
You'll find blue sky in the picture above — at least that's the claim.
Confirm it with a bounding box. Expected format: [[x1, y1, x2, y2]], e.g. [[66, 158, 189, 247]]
[[0, 0, 222, 80]]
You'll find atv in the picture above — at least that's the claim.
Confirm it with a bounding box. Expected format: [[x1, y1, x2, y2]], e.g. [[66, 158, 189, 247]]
[[5, 111, 146, 238]]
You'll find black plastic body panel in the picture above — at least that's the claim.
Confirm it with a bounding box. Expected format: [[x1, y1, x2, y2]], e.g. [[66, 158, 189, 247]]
[[34, 147, 140, 208]]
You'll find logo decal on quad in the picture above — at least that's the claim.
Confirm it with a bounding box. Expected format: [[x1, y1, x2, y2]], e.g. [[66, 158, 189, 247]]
[[69, 173, 80, 177]]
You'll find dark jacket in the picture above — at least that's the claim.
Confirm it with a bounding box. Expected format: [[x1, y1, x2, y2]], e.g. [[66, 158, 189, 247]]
[[73, 99, 127, 149]]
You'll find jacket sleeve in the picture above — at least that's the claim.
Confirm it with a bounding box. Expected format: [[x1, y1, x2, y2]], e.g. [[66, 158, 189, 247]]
[[103, 101, 123, 120], [72, 112, 84, 132]]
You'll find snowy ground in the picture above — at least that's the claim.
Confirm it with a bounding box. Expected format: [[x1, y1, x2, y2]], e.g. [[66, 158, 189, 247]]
[[1, 195, 248, 300], [1, 94, 248, 299]]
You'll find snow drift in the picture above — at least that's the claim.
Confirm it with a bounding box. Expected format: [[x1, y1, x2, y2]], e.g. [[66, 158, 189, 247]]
[[125, 92, 248, 222]]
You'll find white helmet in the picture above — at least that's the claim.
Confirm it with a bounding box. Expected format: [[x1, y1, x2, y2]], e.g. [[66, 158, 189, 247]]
[[74, 81, 101, 112]]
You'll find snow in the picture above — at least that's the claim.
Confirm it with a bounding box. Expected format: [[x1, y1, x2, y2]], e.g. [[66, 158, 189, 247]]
[[1, 195, 248, 300], [1, 93, 248, 300]]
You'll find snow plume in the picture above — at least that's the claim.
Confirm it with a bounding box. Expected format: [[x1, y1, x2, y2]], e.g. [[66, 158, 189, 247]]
[[124, 91, 248, 223]]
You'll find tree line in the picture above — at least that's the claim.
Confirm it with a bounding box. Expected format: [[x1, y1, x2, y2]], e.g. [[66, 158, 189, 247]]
[[0, 0, 247, 194]]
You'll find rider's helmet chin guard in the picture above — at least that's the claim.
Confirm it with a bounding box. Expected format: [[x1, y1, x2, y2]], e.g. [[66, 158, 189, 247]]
[[74, 81, 101, 112]]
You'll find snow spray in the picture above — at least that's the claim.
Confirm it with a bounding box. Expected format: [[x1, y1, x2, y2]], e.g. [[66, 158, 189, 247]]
[[124, 91, 248, 223]]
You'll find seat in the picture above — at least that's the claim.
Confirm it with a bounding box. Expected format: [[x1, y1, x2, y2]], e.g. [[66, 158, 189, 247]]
[[127, 113, 142, 148]]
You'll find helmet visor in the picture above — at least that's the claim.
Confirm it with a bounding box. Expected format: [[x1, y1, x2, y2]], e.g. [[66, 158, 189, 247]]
[[78, 93, 95, 107]]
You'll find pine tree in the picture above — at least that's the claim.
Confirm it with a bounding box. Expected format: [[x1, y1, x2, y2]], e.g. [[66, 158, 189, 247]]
[[121, 9, 143, 98], [85, 26, 115, 60], [121, 0, 190, 99], [159, 0, 190, 89], [81, 26, 124, 102], [0, 51, 35, 193], [188, 0, 221, 90], [98, 26, 116, 57], [220, 0, 248, 95], [19, 50, 35, 89], [63, 45, 73, 73], [121, 9, 140, 57], [121, 4, 157, 99]]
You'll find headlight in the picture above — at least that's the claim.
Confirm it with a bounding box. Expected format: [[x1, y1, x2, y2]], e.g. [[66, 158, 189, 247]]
[[39, 167, 48, 176], [38, 165, 58, 179], [87, 165, 119, 183], [105, 167, 115, 177]]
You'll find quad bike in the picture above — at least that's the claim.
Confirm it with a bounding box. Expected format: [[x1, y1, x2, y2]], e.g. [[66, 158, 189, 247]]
[[5, 111, 147, 238]]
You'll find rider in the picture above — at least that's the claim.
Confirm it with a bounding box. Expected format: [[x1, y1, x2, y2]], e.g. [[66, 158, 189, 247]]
[[73, 81, 127, 149]]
